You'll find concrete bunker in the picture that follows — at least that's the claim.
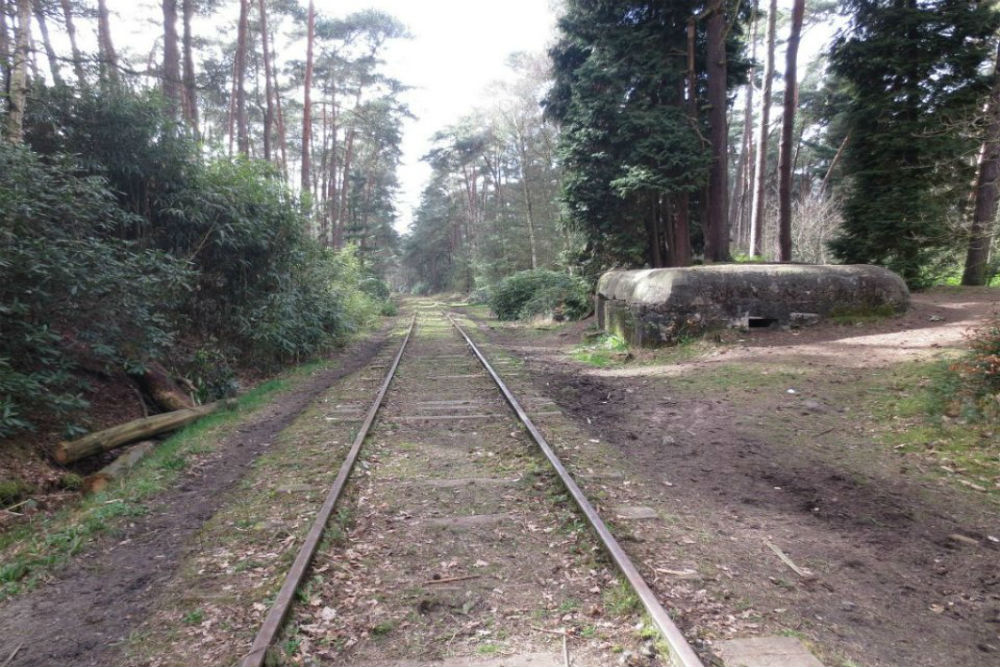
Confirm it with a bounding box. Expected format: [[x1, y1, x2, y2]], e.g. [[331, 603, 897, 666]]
[[596, 264, 909, 346]]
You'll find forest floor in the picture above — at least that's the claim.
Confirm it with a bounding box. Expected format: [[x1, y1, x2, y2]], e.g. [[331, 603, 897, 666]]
[[461, 285, 1000, 667], [0, 287, 996, 667]]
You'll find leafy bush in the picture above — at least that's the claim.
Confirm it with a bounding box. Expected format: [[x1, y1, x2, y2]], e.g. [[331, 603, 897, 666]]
[[0, 144, 191, 437], [489, 270, 592, 321], [949, 314, 1000, 421]]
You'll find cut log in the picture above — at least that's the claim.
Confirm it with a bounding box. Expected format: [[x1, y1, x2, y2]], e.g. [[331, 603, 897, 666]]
[[55, 399, 235, 464], [137, 362, 194, 411], [83, 441, 157, 494]]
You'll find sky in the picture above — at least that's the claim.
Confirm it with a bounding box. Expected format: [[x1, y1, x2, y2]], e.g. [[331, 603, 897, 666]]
[[317, 0, 560, 232]]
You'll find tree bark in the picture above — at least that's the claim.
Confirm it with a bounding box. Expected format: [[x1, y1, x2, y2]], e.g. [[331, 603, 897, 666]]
[[136, 362, 194, 412], [32, 0, 62, 86], [778, 0, 804, 262], [5, 0, 29, 144], [161, 0, 182, 118], [83, 441, 157, 494], [181, 0, 198, 129], [705, 0, 730, 262], [57, 0, 85, 87], [233, 0, 250, 155], [96, 0, 119, 86], [1, 0, 10, 99], [55, 400, 235, 464], [301, 0, 315, 198], [258, 0, 274, 162], [962, 42, 1000, 286], [750, 0, 777, 258]]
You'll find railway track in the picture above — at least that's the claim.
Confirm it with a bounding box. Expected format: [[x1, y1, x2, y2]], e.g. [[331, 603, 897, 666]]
[[240, 307, 702, 667]]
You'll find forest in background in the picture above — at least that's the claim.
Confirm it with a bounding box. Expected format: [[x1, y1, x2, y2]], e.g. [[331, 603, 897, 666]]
[[2, 0, 1000, 445]]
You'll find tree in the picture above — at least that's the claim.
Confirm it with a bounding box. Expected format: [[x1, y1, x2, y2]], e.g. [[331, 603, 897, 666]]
[[96, 0, 119, 86], [829, 0, 1000, 286], [162, 0, 182, 118], [962, 41, 1000, 286], [5, 0, 29, 143], [301, 0, 315, 196], [545, 0, 748, 275], [777, 0, 804, 261], [749, 0, 776, 258], [181, 0, 197, 128], [705, 0, 730, 262]]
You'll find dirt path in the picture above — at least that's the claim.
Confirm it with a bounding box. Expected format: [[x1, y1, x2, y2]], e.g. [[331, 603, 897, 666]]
[[468, 288, 1000, 667], [0, 332, 390, 667]]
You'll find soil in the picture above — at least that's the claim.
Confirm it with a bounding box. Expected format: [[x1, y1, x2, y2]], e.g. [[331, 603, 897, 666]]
[[469, 287, 1000, 667], [0, 288, 996, 667], [0, 331, 391, 667]]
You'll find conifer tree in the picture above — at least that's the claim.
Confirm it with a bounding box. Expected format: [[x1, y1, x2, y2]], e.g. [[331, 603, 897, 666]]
[[829, 0, 1000, 286]]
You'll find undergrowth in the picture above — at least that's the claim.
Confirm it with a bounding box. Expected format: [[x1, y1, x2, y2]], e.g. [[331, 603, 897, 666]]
[[0, 359, 329, 602]]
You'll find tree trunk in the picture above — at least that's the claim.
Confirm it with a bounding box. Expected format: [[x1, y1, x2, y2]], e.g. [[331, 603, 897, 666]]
[[136, 362, 194, 412], [161, 0, 182, 118], [515, 130, 539, 269], [301, 0, 315, 198], [233, 0, 250, 155], [181, 0, 198, 129], [732, 1, 758, 252], [750, 0, 777, 258], [96, 0, 119, 86], [1, 0, 11, 99], [962, 42, 1000, 286], [705, 0, 730, 262], [58, 0, 85, 87], [55, 400, 235, 464], [670, 193, 693, 266], [258, 0, 274, 162], [778, 0, 804, 262], [83, 441, 157, 494], [32, 0, 62, 86], [5, 0, 29, 144]]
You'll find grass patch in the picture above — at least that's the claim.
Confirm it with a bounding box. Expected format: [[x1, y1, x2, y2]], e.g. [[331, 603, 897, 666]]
[[0, 358, 337, 603], [602, 578, 640, 617], [867, 360, 999, 500], [572, 333, 630, 367], [828, 303, 898, 326]]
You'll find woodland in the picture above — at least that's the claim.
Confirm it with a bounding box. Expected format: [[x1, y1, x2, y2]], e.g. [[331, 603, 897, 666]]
[[1, 0, 1000, 454]]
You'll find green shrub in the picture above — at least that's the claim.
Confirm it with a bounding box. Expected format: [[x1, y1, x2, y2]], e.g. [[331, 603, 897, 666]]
[[949, 314, 1000, 421], [0, 144, 191, 437], [489, 270, 592, 321]]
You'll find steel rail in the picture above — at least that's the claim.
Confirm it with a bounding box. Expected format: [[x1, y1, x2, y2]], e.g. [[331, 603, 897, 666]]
[[447, 313, 704, 667], [239, 315, 417, 667]]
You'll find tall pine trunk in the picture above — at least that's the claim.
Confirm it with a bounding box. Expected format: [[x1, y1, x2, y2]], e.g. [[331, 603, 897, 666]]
[[750, 0, 777, 258], [58, 0, 85, 86], [96, 0, 119, 86], [705, 0, 730, 261], [962, 42, 1000, 286], [181, 0, 198, 129], [161, 0, 181, 118], [301, 0, 315, 198], [232, 0, 250, 155], [33, 0, 62, 86], [732, 2, 758, 252], [258, 0, 274, 162], [778, 0, 804, 262], [5, 0, 29, 143]]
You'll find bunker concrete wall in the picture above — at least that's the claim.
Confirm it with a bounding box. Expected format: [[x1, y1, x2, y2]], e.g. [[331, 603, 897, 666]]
[[596, 264, 909, 346]]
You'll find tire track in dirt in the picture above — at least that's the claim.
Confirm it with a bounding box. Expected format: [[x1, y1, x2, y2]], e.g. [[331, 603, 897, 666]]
[[0, 333, 391, 667]]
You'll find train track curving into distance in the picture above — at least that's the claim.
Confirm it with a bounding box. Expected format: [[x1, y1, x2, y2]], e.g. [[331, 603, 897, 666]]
[[240, 306, 703, 667]]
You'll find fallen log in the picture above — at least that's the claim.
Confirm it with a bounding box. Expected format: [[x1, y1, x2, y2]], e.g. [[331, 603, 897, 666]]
[[136, 362, 194, 412], [55, 399, 236, 464], [83, 441, 157, 494]]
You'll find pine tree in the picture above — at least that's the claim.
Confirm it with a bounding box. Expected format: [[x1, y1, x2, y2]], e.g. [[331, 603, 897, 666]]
[[829, 0, 1000, 286]]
